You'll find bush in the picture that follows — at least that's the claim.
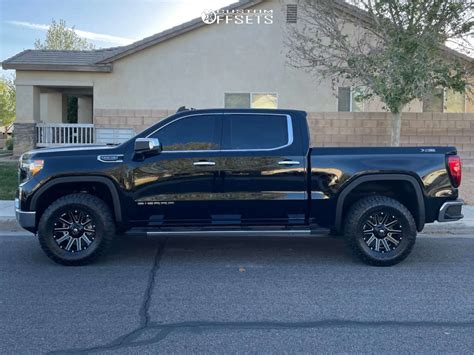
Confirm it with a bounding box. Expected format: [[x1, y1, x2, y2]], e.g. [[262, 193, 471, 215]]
[[5, 137, 13, 151]]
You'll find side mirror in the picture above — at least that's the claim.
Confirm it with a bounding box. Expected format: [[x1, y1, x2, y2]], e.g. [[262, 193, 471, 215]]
[[134, 138, 162, 154]]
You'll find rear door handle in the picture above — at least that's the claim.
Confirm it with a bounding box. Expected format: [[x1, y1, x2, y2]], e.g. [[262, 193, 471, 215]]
[[193, 161, 216, 166], [278, 160, 300, 165]]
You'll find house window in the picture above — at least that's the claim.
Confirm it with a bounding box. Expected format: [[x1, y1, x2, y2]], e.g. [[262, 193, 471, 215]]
[[423, 89, 444, 112], [445, 89, 465, 113], [338, 87, 364, 112], [286, 4, 297, 23], [423, 88, 467, 112], [224, 93, 278, 109]]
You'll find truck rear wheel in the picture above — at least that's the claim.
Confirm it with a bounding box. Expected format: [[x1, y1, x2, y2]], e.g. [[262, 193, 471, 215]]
[[38, 193, 116, 266], [344, 196, 416, 266]]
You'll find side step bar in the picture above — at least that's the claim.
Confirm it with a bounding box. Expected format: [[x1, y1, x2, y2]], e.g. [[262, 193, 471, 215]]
[[126, 228, 330, 238]]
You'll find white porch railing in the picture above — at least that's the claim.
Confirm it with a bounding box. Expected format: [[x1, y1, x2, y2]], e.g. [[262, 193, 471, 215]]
[[36, 123, 95, 147]]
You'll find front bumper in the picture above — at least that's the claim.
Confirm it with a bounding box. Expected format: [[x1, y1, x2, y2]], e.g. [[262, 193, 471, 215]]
[[438, 199, 463, 222], [15, 209, 36, 229], [15, 198, 36, 229]]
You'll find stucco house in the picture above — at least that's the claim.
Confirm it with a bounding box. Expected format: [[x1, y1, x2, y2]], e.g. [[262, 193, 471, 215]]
[[2, 0, 473, 170]]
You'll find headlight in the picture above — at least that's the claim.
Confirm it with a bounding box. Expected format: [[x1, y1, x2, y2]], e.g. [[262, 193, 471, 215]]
[[20, 159, 44, 182]]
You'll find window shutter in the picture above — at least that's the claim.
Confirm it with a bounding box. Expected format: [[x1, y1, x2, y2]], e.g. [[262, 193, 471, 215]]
[[286, 4, 297, 23]]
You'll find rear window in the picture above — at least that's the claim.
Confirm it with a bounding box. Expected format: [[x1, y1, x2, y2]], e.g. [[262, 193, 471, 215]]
[[224, 114, 289, 150]]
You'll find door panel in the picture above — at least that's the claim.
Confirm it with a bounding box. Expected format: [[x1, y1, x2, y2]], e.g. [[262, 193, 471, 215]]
[[127, 114, 222, 226], [216, 113, 307, 225]]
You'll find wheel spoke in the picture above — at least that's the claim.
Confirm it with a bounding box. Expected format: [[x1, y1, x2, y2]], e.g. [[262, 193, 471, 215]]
[[366, 235, 376, 246], [54, 227, 69, 232], [76, 237, 82, 251], [375, 239, 381, 252], [56, 233, 70, 244], [81, 235, 92, 245], [59, 217, 72, 225], [385, 219, 398, 228], [65, 237, 75, 251], [380, 213, 388, 224], [381, 238, 391, 251], [366, 219, 376, 228], [386, 234, 400, 246], [363, 226, 374, 234], [387, 228, 402, 234]]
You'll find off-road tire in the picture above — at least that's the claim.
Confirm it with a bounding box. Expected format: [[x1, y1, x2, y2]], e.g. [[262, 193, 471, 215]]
[[344, 196, 417, 266], [38, 193, 116, 266]]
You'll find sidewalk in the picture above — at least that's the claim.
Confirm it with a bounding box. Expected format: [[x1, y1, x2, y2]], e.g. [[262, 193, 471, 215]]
[[1, 200, 472, 234]]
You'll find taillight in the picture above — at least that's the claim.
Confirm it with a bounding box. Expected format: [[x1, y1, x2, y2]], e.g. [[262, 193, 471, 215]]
[[447, 155, 462, 188]]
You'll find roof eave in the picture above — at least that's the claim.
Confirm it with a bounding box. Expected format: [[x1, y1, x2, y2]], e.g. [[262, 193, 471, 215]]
[[1, 63, 113, 72]]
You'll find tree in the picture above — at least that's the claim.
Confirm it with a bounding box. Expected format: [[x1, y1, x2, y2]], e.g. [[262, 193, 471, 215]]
[[34, 19, 95, 50], [0, 75, 16, 133], [286, 0, 473, 146]]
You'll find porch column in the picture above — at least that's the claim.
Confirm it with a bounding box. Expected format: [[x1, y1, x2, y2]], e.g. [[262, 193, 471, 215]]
[[78, 96, 93, 123], [14, 85, 40, 156]]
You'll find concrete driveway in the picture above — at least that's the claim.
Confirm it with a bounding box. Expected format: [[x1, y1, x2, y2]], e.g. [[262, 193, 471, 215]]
[[0, 232, 473, 353]]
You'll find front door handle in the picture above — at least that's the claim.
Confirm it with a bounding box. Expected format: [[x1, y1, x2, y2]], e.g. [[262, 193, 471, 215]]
[[193, 161, 216, 166], [278, 160, 300, 165]]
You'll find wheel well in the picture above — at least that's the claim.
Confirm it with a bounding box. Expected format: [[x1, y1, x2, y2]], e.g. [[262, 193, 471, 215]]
[[35, 182, 116, 223], [340, 180, 421, 230]]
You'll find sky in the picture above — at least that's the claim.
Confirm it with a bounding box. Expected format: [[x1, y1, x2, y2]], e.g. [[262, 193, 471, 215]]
[[0, 0, 235, 71]]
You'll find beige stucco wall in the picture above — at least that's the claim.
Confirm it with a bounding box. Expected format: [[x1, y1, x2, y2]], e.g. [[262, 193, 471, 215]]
[[40, 92, 66, 123]]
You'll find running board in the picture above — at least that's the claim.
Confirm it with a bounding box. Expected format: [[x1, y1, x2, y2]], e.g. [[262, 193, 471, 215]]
[[126, 228, 330, 238]]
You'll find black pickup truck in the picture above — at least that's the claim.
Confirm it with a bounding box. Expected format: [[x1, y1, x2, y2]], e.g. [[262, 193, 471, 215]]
[[16, 108, 463, 266]]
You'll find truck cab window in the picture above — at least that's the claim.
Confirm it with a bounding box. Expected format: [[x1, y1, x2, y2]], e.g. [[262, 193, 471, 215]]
[[224, 114, 289, 150], [150, 115, 219, 151]]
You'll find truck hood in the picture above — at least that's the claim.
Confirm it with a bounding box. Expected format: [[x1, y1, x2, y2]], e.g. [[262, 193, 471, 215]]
[[21, 144, 124, 159]]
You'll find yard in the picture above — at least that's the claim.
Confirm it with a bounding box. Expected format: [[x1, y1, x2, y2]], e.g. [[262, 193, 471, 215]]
[[0, 161, 17, 200]]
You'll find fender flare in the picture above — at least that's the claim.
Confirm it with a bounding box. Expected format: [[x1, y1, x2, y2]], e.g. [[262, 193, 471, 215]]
[[334, 174, 425, 233], [31, 176, 122, 222]]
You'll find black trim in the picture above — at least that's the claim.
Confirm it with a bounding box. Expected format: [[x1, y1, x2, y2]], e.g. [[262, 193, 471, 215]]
[[30, 176, 122, 222], [335, 174, 425, 233]]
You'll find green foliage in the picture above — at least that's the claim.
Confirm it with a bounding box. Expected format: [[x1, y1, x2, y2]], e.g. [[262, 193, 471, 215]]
[[5, 137, 13, 151], [34, 19, 95, 50], [67, 96, 78, 123], [0, 162, 17, 199], [0, 76, 16, 131]]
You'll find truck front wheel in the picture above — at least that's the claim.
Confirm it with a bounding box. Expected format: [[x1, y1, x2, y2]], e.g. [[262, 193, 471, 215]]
[[344, 196, 417, 266], [38, 193, 116, 266]]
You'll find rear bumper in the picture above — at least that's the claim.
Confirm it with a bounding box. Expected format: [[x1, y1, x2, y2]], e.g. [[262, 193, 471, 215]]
[[438, 199, 463, 222]]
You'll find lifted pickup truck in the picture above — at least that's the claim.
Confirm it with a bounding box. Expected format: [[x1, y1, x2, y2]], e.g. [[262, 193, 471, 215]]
[[16, 109, 463, 266]]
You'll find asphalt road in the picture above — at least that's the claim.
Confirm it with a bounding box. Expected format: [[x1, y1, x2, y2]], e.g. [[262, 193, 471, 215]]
[[0, 232, 473, 354]]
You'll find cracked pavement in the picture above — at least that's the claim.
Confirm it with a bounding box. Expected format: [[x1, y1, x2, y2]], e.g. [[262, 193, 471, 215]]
[[0, 233, 473, 353]]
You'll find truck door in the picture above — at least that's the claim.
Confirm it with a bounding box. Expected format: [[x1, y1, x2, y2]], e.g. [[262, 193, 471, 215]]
[[128, 113, 222, 226], [215, 112, 307, 225]]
